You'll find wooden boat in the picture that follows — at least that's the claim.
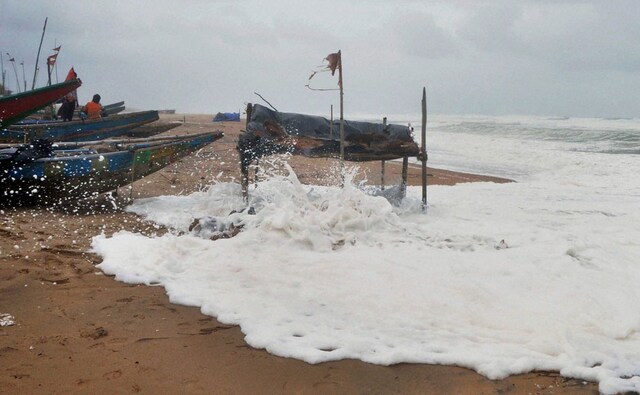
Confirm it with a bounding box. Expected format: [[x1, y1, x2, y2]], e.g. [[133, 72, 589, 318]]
[[0, 131, 224, 206], [238, 103, 419, 166], [103, 105, 125, 116], [213, 112, 240, 122], [102, 101, 125, 111], [0, 110, 159, 143], [100, 101, 126, 116], [123, 122, 181, 138], [0, 78, 82, 128]]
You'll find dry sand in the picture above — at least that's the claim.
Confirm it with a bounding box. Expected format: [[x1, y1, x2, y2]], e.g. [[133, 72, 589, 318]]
[[0, 115, 597, 394]]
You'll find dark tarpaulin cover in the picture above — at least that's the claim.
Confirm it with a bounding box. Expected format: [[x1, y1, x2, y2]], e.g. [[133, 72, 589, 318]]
[[213, 112, 240, 122], [238, 104, 419, 166]]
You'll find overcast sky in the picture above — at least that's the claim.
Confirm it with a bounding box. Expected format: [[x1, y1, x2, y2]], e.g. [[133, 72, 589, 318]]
[[2, 0, 639, 118]]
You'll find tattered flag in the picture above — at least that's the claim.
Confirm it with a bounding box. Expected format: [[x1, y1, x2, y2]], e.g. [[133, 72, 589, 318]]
[[325, 52, 340, 76], [47, 53, 58, 66], [307, 50, 342, 88], [53, 46, 61, 52]]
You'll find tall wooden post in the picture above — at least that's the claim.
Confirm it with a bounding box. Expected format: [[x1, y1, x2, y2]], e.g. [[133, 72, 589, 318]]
[[421, 87, 428, 210], [1, 53, 5, 94], [401, 157, 408, 198], [32, 17, 47, 90], [241, 103, 253, 202], [21, 61, 26, 92], [329, 104, 334, 139], [338, 50, 345, 186], [381, 117, 386, 190]]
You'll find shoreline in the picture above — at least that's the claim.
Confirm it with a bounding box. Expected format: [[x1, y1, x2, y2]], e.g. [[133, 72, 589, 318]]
[[0, 115, 595, 394]]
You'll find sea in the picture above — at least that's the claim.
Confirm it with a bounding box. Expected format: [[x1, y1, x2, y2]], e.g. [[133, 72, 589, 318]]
[[93, 114, 640, 394]]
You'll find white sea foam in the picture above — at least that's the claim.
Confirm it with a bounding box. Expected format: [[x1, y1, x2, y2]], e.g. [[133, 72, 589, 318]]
[[92, 116, 640, 394]]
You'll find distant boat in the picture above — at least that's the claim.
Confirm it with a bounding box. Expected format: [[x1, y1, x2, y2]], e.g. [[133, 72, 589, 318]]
[[213, 112, 241, 122], [0, 131, 224, 206], [0, 78, 82, 128], [158, 109, 176, 114], [0, 110, 159, 143]]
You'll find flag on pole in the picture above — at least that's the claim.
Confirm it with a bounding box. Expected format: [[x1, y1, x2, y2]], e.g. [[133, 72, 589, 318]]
[[53, 46, 61, 52], [325, 52, 340, 76], [47, 53, 58, 66], [307, 50, 342, 89], [65, 67, 77, 81], [8, 57, 15, 62]]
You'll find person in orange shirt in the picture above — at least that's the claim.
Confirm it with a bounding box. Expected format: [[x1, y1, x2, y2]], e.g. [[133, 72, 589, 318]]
[[81, 94, 104, 120]]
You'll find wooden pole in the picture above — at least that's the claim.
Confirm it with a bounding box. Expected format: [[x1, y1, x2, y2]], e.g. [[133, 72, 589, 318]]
[[329, 104, 333, 139], [9, 58, 20, 93], [21, 60, 26, 92], [241, 103, 253, 202], [401, 157, 408, 198], [1, 53, 5, 94], [338, 50, 344, 186], [421, 87, 427, 210], [32, 17, 47, 90], [381, 117, 386, 190], [54, 40, 59, 84]]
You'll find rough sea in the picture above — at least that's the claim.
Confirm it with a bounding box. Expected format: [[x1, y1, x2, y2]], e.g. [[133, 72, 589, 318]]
[[93, 114, 640, 394]]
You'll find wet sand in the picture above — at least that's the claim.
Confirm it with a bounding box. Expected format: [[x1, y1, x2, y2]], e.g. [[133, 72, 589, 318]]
[[0, 115, 596, 394]]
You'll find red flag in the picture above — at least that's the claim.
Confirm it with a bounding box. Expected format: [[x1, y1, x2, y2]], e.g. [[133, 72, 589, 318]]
[[53, 46, 61, 52], [47, 53, 58, 66], [325, 52, 340, 76], [65, 67, 77, 81]]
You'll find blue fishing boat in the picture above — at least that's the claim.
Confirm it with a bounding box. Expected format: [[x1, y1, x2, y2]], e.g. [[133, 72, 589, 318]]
[[1, 110, 159, 143], [0, 131, 223, 206], [101, 101, 125, 116]]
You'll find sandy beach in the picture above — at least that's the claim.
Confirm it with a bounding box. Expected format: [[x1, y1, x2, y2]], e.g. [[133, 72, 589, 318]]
[[0, 114, 597, 394]]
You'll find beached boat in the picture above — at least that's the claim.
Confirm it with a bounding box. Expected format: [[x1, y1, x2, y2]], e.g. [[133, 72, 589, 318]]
[[101, 101, 126, 116], [0, 131, 224, 206], [0, 78, 82, 128], [0, 110, 159, 143], [213, 112, 240, 122], [123, 121, 181, 138], [102, 101, 125, 111], [238, 103, 420, 166], [103, 105, 125, 116]]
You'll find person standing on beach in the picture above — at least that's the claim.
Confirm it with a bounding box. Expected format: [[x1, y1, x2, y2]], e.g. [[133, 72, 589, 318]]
[[57, 93, 77, 121], [81, 94, 103, 120]]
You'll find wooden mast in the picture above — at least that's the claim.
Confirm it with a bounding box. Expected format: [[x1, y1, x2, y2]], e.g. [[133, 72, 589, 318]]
[[32, 17, 48, 90], [421, 87, 428, 210]]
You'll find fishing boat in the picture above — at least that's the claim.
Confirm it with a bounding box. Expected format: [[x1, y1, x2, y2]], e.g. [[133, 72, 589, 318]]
[[102, 101, 125, 111], [0, 78, 82, 128], [0, 131, 224, 206], [239, 103, 419, 165], [103, 105, 125, 116], [123, 121, 181, 138], [101, 101, 125, 116], [238, 103, 423, 200], [0, 110, 159, 143]]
